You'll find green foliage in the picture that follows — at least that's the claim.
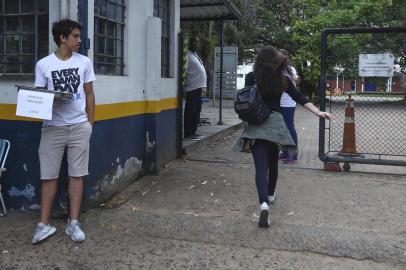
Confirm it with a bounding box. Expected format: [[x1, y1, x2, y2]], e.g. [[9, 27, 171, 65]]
[[234, 0, 405, 93], [181, 0, 406, 95], [181, 20, 241, 70]]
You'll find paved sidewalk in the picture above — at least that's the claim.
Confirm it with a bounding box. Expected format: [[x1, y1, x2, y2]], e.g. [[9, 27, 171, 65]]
[[1, 127, 405, 269], [1, 98, 405, 269]]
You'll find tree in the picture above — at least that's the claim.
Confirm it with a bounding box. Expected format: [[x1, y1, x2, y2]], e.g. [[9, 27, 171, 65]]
[[235, 0, 405, 98], [181, 1, 405, 98]]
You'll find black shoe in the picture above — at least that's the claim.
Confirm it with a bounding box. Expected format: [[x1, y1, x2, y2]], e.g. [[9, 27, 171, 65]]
[[193, 134, 204, 138]]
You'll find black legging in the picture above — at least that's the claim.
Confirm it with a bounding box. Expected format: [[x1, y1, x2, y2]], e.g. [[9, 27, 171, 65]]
[[251, 139, 279, 204]]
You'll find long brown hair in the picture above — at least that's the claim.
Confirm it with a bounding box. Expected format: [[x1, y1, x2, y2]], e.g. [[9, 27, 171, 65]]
[[253, 47, 288, 100]]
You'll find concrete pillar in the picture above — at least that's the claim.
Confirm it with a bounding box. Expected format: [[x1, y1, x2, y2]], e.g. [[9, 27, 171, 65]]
[[61, 0, 78, 21], [146, 17, 162, 102], [144, 16, 162, 173]]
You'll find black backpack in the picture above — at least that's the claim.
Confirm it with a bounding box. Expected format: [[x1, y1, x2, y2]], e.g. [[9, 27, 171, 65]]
[[234, 85, 271, 125]]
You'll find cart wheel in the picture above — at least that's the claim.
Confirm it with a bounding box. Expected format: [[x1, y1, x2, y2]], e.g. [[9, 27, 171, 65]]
[[343, 163, 351, 172]]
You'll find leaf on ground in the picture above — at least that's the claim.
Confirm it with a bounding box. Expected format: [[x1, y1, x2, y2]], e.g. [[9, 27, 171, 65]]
[[128, 204, 143, 211], [184, 212, 198, 217], [104, 196, 127, 208]]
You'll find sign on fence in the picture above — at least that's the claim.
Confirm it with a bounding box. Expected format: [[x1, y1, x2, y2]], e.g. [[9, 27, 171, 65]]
[[359, 53, 394, 77]]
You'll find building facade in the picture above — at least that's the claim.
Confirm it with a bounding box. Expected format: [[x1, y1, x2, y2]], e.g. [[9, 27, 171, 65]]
[[0, 0, 181, 211]]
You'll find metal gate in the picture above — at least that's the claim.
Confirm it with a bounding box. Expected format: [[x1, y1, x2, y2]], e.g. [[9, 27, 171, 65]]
[[319, 27, 406, 171]]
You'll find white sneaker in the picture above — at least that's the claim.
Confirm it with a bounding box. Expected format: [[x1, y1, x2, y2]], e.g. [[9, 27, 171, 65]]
[[65, 219, 85, 242], [32, 223, 56, 244], [258, 202, 270, 228], [269, 192, 276, 204]]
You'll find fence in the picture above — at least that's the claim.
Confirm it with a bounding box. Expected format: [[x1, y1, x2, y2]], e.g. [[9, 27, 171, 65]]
[[319, 27, 406, 171]]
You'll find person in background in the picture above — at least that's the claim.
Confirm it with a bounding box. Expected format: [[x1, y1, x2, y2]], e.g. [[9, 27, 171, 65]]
[[234, 47, 331, 228], [184, 36, 207, 140], [244, 71, 255, 87], [32, 19, 95, 244], [278, 49, 300, 164], [241, 71, 256, 152]]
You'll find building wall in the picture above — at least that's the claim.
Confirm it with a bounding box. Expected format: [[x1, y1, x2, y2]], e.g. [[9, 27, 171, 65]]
[[0, 0, 181, 211], [327, 77, 404, 92]]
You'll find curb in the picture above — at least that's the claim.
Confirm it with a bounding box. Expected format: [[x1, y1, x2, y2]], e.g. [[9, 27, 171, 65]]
[[183, 121, 245, 155]]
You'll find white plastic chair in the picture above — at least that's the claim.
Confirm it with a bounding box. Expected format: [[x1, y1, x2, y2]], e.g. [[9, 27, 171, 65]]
[[0, 139, 10, 216]]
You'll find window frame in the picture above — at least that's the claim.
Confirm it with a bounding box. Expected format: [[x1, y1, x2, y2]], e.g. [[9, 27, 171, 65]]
[[93, 0, 126, 76], [0, 0, 49, 76]]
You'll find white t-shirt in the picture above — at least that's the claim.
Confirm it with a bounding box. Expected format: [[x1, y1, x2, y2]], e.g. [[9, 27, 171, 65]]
[[35, 52, 96, 126], [185, 51, 207, 92], [280, 66, 298, 108]]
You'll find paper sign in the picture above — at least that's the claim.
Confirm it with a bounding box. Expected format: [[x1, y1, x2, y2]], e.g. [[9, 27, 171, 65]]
[[16, 90, 54, 120]]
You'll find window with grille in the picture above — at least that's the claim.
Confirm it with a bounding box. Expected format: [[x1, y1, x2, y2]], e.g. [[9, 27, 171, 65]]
[[94, 0, 125, 75], [0, 0, 48, 75], [154, 0, 170, 78]]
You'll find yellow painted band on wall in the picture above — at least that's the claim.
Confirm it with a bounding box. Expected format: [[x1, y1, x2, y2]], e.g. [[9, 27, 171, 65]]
[[0, 104, 41, 121], [0, 97, 179, 122]]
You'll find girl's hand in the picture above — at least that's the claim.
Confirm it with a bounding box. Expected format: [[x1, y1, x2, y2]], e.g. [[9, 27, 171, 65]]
[[317, 111, 332, 120]]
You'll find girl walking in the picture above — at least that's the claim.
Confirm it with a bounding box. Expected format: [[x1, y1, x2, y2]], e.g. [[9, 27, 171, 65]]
[[234, 47, 331, 227]]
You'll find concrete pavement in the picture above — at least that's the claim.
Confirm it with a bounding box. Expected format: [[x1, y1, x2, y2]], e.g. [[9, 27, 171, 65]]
[[1, 101, 405, 269]]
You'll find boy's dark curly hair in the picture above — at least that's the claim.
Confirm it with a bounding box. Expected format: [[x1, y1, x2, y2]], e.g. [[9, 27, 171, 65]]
[[52, 19, 82, 46]]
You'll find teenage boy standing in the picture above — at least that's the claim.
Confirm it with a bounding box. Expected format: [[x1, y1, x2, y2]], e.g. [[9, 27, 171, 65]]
[[32, 19, 95, 244]]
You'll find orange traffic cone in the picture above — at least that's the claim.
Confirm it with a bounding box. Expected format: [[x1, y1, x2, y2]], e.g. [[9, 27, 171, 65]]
[[339, 93, 360, 156]]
